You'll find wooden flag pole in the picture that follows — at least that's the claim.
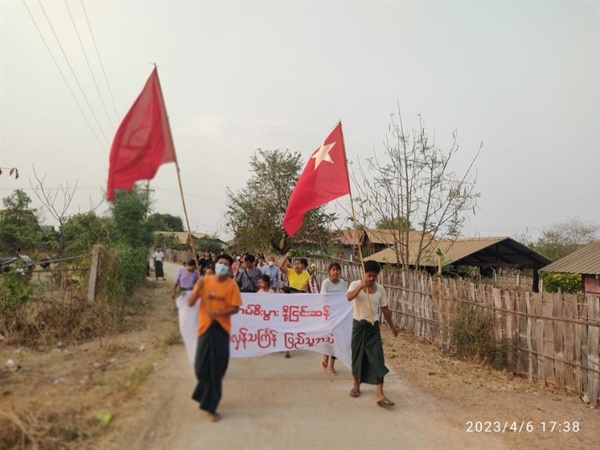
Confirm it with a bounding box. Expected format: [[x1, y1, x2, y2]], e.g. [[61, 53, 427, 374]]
[[338, 121, 375, 325], [174, 161, 200, 270], [153, 63, 200, 270]]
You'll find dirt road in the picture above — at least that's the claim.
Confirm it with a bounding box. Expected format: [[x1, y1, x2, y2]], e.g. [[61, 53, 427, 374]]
[[132, 346, 512, 450], [127, 262, 509, 449], [2, 263, 597, 449]]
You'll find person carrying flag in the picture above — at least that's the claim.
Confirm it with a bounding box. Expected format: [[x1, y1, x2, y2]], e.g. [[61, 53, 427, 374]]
[[346, 260, 399, 407]]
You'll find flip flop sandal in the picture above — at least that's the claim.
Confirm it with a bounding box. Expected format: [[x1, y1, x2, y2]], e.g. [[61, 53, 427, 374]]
[[377, 398, 395, 407], [350, 388, 360, 398]]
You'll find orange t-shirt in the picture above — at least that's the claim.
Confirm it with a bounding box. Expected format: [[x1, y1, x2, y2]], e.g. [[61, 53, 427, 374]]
[[192, 275, 243, 336]]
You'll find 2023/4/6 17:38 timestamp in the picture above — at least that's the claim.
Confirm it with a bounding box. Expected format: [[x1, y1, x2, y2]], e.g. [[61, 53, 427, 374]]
[[540, 421, 580, 432], [465, 421, 581, 433]]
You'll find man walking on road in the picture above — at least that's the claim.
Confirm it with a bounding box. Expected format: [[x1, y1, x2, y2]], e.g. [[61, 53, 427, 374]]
[[346, 260, 399, 407], [188, 254, 242, 422]]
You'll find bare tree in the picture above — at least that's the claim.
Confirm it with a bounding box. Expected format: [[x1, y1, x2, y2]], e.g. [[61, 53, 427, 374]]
[[352, 106, 482, 269]]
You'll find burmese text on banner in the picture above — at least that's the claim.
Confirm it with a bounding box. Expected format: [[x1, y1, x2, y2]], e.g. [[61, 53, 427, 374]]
[[177, 292, 353, 369]]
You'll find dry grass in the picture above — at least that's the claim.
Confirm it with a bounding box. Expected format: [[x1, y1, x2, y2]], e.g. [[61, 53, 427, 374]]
[[0, 279, 178, 449]]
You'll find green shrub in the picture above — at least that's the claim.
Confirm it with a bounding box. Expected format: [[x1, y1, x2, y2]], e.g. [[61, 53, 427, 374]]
[[542, 273, 581, 293], [0, 273, 34, 310], [98, 245, 148, 304], [450, 301, 497, 360]]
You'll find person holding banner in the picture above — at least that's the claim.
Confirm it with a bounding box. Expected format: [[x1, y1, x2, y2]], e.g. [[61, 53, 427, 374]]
[[346, 260, 399, 408], [188, 254, 242, 422], [320, 262, 347, 374], [171, 259, 199, 300]]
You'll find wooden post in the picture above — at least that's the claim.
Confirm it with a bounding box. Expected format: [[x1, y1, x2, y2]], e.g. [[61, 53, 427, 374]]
[[87, 245, 102, 304], [532, 267, 540, 293]]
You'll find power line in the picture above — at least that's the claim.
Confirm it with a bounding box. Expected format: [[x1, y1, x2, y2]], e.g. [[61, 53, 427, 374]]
[[21, 0, 106, 151], [80, 0, 120, 123], [35, 0, 111, 146], [64, 0, 115, 132]]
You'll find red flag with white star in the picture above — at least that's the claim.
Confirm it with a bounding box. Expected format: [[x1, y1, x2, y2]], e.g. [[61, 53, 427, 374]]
[[283, 122, 350, 236]]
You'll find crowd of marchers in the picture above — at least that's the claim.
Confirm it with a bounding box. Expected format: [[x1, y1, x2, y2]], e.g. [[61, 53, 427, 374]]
[[163, 248, 399, 423]]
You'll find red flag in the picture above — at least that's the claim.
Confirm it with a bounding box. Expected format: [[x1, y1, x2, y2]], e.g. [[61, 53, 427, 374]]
[[106, 68, 176, 201], [283, 122, 350, 236]]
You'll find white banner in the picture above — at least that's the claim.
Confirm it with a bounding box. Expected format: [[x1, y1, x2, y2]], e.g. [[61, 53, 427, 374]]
[[177, 293, 354, 370]]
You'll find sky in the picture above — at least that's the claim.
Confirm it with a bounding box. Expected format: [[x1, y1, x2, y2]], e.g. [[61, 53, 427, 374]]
[[1, 0, 598, 243]]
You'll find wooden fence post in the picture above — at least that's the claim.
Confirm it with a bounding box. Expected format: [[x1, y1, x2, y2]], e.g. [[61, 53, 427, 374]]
[[87, 245, 102, 304]]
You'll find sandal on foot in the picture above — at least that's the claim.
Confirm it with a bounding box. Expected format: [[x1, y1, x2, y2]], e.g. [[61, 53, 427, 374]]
[[208, 412, 221, 422], [376, 398, 395, 407], [349, 388, 360, 398]]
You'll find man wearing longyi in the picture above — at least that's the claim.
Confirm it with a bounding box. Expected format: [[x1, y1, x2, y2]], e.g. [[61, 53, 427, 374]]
[[346, 260, 399, 407], [188, 253, 242, 422]]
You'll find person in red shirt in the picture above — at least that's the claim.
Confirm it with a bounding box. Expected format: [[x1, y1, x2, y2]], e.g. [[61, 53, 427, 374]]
[[188, 253, 242, 422]]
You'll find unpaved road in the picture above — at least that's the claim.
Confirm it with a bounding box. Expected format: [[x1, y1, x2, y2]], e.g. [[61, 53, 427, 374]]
[[124, 262, 509, 449], [131, 347, 509, 450]]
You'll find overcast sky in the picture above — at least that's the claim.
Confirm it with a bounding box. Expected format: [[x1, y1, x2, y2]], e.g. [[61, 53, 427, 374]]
[[1, 1, 598, 242]]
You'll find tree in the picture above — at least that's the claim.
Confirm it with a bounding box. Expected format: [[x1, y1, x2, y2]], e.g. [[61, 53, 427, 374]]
[[61, 212, 111, 256], [531, 217, 598, 261], [226, 149, 337, 254], [0, 190, 43, 254], [353, 108, 482, 268], [146, 213, 184, 232], [110, 188, 153, 248], [29, 166, 88, 257]]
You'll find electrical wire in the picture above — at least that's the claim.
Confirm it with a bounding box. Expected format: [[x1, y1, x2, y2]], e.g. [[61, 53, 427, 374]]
[[64, 0, 115, 132], [80, 0, 120, 123], [35, 0, 111, 146], [21, 0, 107, 151]]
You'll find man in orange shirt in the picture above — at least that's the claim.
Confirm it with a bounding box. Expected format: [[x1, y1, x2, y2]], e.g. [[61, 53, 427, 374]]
[[188, 253, 242, 422]]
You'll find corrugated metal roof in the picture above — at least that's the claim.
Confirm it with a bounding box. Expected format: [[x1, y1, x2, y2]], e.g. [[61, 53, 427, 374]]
[[365, 229, 431, 245], [540, 241, 600, 275], [337, 230, 363, 246], [364, 237, 551, 268]]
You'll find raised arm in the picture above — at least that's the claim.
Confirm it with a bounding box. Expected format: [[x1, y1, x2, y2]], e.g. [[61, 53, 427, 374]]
[[346, 279, 367, 301], [279, 252, 291, 271], [188, 276, 205, 307]]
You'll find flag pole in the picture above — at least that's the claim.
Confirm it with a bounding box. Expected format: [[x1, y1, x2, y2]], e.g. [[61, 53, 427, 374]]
[[153, 64, 200, 270], [338, 121, 375, 325], [174, 161, 200, 269]]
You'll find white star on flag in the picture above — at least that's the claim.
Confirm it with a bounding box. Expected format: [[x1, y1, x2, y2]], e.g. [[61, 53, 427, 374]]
[[311, 142, 336, 169]]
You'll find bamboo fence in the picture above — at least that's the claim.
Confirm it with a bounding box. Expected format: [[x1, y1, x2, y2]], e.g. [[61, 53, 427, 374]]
[[314, 259, 600, 407]]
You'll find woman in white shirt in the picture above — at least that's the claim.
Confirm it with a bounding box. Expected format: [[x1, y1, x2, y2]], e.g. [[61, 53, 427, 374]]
[[320, 262, 346, 374]]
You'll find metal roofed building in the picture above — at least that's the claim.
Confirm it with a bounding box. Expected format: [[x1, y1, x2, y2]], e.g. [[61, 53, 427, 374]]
[[540, 241, 600, 294], [364, 236, 551, 292]]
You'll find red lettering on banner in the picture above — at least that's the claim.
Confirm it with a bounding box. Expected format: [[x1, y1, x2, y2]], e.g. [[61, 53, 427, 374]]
[[283, 332, 335, 349], [230, 327, 278, 350], [239, 304, 279, 321], [282, 305, 330, 322]]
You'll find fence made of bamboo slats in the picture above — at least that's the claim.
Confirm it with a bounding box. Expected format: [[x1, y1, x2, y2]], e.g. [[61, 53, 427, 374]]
[[312, 257, 600, 407]]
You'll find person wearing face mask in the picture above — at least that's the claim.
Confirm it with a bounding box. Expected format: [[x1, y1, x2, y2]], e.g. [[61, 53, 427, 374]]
[[263, 256, 280, 291], [188, 254, 242, 422]]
